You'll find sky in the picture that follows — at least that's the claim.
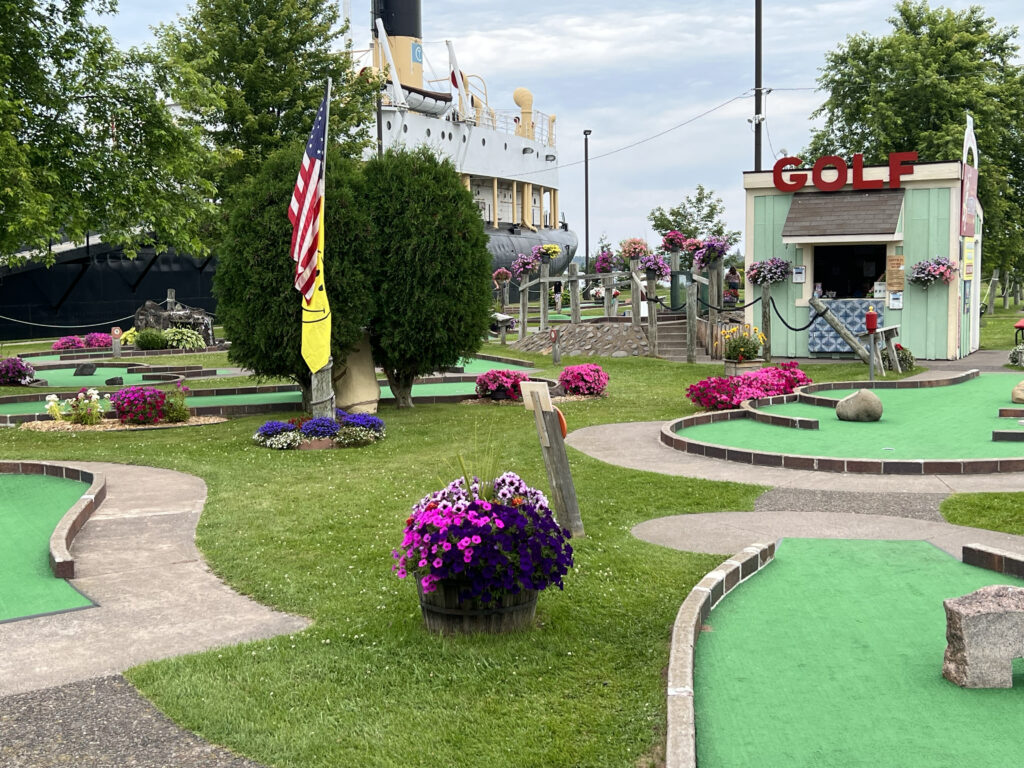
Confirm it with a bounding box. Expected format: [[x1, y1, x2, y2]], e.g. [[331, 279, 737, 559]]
[[103, 0, 1024, 257]]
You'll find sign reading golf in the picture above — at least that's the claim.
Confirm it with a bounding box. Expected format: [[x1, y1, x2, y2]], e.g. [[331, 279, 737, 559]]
[[773, 151, 918, 192]]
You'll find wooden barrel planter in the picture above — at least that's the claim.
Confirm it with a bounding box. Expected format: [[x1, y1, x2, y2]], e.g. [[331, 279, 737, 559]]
[[723, 358, 764, 377], [418, 580, 538, 634]]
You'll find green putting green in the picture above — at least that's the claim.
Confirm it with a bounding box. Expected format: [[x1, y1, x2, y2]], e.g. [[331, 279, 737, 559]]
[[0, 474, 94, 622], [696, 539, 1024, 767], [182, 381, 479, 409], [457, 358, 532, 374], [680, 373, 1024, 459], [32, 367, 150, 388]]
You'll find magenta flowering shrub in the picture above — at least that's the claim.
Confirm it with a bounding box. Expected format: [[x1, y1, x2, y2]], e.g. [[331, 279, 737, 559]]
[[83, 332, 112, 348], [558, 364, 609, 396], [685, 362, 812, 410], [109, 385, 166, 425], [661, 230, 688, 252], [594, 249, 621, 273], [511, 251, 541, 279], [392, 472, 574, 603], [52, 335, 85, 351], [475, 369, 531, 400], [0, 356, 34, 385], [692, 237, 730, 271]]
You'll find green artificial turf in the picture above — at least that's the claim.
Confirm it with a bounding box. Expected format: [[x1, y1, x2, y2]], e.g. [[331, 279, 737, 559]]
[[0, 474, 94, 621], [679, 373, 1024, 459], [695, 538, 1024, 768], [32, 367, 149, 388]]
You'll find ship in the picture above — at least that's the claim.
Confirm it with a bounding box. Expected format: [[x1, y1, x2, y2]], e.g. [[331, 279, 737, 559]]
[[367, 0, 578, 287]]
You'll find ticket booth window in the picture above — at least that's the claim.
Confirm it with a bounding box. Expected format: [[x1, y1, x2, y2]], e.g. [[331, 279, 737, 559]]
[[813, 244, 886, 298]]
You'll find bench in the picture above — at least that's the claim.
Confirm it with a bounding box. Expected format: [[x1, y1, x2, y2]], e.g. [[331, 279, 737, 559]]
[[943, 584, 1024, 688], [1014, 318, 1024, 345]]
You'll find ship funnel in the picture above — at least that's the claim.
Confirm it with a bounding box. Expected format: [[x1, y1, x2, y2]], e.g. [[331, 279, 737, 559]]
[[373, 0, 423, 89]]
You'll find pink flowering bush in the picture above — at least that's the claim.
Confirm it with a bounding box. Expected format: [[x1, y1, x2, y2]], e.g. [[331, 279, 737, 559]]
[[661, 230, 688, 252], [617, 237, 652, 264], [511, 251, 541, 279], [594, 249, 621, 273], [84, 332, 112, 348], [52, 335, 85, 351], [685, 362, 812, 410], [475, 369, 531, 400], [0, 356, 35, 385], [558, 364, 609, 396], [392, 472, 574, 602], [109, 385, 166, 425]]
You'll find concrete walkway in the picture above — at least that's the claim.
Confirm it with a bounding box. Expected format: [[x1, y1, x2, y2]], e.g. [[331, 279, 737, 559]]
[[0, 462, 308, 767]]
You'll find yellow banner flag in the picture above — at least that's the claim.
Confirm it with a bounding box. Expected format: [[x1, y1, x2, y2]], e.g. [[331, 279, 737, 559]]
[[301, 203, 331, 373]]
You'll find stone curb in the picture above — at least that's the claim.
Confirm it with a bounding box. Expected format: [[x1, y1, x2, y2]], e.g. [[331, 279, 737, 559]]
[[666, 542, 776, 768], [0, 461, 107, 579]]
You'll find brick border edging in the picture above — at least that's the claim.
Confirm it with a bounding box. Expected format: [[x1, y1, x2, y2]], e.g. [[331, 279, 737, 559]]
[[666, 541, 776, 768], [0, 462, 106, 579], [962, 543, 1024, 580], [18, 342, 231, 361], [661, 369, 1024, 474]]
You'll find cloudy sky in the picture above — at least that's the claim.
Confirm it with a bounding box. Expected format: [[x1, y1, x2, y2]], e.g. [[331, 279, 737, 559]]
[[104, 0, 1024, 256]]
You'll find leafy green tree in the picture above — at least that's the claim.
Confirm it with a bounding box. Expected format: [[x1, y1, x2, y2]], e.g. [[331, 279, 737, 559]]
[[807, 0, 1024, 273], [647, 184, 740, 246], [0, 0, 215, 264], [361, 148, 493, 408], [213, 142, 373, 400], [151, 0, 378, 214]]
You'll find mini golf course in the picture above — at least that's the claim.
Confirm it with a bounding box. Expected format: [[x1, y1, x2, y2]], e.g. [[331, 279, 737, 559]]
[[0, 474, 94, 622], [695, 538, 1024, 767], [675, 373, 1024, 461]]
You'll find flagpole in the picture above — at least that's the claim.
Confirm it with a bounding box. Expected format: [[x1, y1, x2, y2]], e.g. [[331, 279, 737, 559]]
[[309, 77, 336, 419]]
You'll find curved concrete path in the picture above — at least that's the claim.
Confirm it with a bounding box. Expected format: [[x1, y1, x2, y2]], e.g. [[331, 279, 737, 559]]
[[0, 462, 309, 697]]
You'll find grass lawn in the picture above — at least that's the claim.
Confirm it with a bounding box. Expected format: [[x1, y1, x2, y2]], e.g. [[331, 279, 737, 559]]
[[979, 302, 1023, 351], [0, 348, 1018, 766]]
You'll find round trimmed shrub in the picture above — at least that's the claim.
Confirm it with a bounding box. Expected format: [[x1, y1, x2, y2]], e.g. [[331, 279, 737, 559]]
[[881, 344, 916, 371], [165, 327, 206, 350], [135, 328, 168, 350], [1009, 344, 1024, 367], [558, 364, 609, 396]]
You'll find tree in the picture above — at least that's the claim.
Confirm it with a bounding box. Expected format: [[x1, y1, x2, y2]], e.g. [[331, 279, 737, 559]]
[[0, 0, 215, 264], [361, 148, 493, 408], [151, 0, 378, 218], [806, 0, 1024, 273], [213, 142, 374, 400], [647, 184, 741, 246]]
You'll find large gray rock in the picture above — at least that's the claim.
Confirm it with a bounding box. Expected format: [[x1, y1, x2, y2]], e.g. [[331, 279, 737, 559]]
[[943, 585, 1024, 688], [133, 300, 214, 346], [835, 388, 883, 422], [1012, 380, 1024, 404]]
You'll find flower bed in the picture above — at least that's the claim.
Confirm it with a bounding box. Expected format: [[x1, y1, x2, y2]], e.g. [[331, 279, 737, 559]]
[[685, 362, 812, 410], [252, 411, 387, 449], [52, 335, 85, 351], [110, 386, 166, 425], [0, 356, 35, 386]]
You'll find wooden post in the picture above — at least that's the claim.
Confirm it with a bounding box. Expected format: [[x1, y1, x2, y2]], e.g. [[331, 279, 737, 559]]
[[808, 296, 872, 364], [707, 264, 720, 343], [761, 283, 772, 365], [686, 282, 698, 364], [984, 268, 999, 314], [568, 263, 581, 324], [310, 357, 335, 419], [540, 260, 550, 331], [630, 259, 641, 331], [646, 272, 659, 357], [166, 288, 177, 310], [522, 385, 584, 538], [500, 281, 509, 313], [519, 277, 529, 339], [669, 251, 681, 311], [603, 275, 613, 317]]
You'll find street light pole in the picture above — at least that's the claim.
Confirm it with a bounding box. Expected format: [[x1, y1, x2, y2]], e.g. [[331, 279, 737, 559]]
[[583, 129, 592, 277]]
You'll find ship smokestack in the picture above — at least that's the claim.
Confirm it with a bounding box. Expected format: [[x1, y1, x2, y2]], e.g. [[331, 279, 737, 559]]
[[373, 0, 423, 89]]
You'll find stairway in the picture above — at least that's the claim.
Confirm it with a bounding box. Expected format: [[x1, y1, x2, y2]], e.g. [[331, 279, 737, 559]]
[[650, 311, 692, 362]]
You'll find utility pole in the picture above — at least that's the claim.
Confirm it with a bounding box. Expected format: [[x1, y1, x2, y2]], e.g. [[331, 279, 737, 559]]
[[753, 0, 763, 172], [583, 129, 592, 276]]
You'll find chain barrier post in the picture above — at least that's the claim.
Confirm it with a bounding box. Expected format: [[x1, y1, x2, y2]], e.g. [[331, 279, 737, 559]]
[[761, 283, 772, 365]]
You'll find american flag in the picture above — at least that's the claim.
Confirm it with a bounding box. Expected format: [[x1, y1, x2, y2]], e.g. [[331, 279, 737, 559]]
[[288, 90, 329, 302]]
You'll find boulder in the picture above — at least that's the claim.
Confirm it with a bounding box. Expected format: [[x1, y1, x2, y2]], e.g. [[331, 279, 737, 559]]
[[334, 330, 380, 414], [835, 388, 883, 422], [134, 300, 214, 346], [1012, 380, 1024, 404], [105, 376, 124, 386], [73, 364, 97, 377]]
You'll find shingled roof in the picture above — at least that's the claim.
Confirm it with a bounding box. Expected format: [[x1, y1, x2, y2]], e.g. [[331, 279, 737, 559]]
[[781, 188, 905, 239]]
